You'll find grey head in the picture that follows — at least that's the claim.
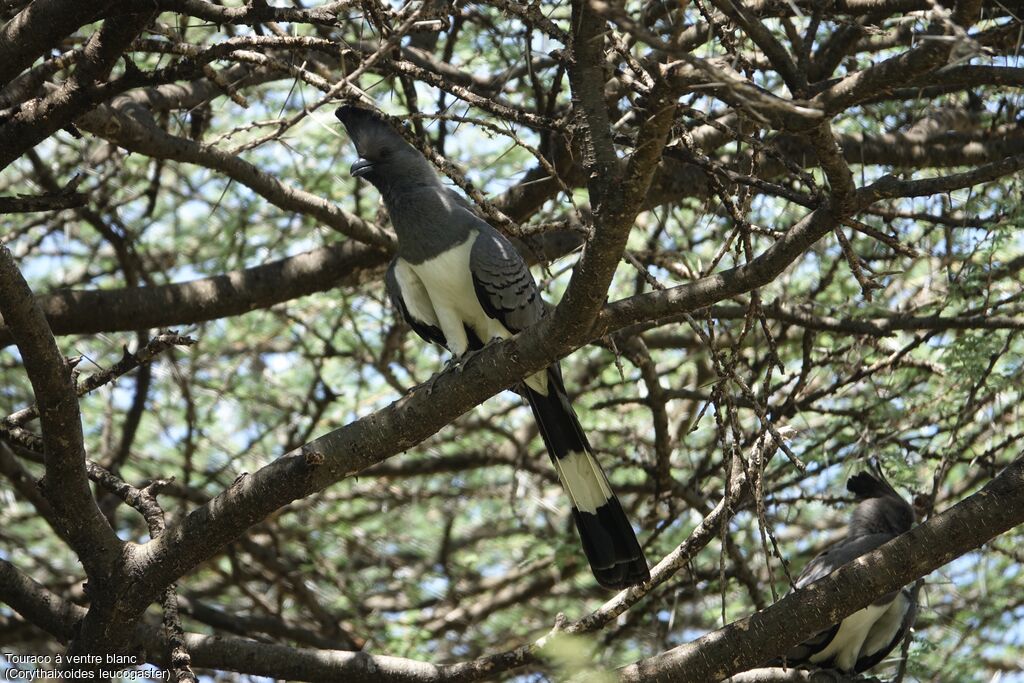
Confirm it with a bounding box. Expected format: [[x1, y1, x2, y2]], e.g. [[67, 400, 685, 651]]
[[847, 470, 915, 539], [335, 106, 438, 199]]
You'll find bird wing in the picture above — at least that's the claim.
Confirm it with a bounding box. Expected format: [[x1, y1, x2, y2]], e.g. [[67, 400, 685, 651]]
[[781, 624, 841, 666], [468, 223, 545, 334], [795, 532, 891, 588], [847, 471, 899, 500], [385, 258, 447, 348]]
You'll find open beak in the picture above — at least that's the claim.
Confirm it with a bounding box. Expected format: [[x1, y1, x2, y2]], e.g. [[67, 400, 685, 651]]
[[350, 158, 373, 178]]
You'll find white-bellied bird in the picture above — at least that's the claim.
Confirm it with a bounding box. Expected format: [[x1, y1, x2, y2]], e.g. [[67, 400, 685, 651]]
[[779, 470, 916, 673], [336, 105, 649, 589]]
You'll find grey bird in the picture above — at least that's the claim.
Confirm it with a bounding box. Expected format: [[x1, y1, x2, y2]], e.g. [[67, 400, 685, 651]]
[[777, 470, 916, 673], [335, 105, 650, 589]]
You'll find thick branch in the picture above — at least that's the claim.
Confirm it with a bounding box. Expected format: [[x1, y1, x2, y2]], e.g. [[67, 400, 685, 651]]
[[0, 241, 389, 347], [156, 0, 347, 26], [0, 246, 121, 578], [814, 37, 961, 114], [556, 3, 676, 342], [0, 191, 86, 214], [0, 9, 155, 170], [0, 0, 111, 86]]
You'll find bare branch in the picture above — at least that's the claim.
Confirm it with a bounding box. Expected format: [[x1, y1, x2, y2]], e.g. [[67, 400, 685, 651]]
[[0, 245, 121, 577]]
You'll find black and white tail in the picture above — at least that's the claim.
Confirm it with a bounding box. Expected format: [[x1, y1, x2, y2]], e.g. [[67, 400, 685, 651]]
[[524, 366, 649, 589]]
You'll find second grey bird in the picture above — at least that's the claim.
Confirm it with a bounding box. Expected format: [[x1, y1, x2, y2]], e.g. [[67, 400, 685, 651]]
[[335, 105, 649, 589], [777, 470, 916, 673]]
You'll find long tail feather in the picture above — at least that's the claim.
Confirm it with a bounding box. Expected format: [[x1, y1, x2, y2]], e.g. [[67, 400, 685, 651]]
[[524, 366, 649, 589]]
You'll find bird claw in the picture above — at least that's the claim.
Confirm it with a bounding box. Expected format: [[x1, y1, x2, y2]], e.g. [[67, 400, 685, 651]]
[[421, 348, 489, 394], [453, 346, 488, 372], [423, 358, 460, 395], [423, 368, 445, 395]]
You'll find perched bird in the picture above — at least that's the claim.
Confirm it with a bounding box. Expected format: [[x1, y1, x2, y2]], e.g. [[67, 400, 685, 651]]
[[335, 105, 649, 589], [778, 469, 916, 673]]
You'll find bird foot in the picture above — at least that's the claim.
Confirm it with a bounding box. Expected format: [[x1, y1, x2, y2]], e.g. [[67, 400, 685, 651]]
[[422, 348, 489, 395], [452, 346, 488, 372], [423, 357, 462, 395], [422, 367, 447, 395]]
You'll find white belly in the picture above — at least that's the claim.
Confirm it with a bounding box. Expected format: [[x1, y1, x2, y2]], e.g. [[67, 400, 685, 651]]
[[398, 233, 548, 394], [861, 592, 909, 661], [811, 601, 891, 672], [408, 231, 508, 355]]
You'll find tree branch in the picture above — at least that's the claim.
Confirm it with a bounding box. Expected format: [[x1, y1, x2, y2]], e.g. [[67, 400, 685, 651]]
[[0, 241, 389, 347], [555, 2, 677, 343], [0, 191, 86, 214], [0, 246, 121, 579], [0, 8, 155, 170], [0, 0, 113, 86]]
